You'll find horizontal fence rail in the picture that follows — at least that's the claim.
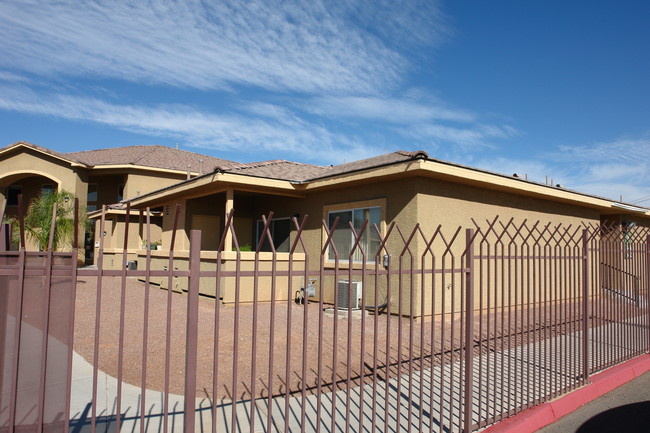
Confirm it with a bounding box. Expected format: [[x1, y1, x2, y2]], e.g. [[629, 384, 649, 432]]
[[1, 197, 649, 433]]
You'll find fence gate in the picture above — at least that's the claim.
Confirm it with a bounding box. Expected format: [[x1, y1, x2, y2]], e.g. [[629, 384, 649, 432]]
[[1, 213, 78, 433]]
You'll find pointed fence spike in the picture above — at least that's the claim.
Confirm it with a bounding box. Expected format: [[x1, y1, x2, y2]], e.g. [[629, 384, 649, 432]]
[[289, 214, 308, 254], [321, 216, 340, 256]]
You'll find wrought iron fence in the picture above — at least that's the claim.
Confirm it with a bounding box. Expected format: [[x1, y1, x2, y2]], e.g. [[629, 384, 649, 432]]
[[1, 196, 649, 433]]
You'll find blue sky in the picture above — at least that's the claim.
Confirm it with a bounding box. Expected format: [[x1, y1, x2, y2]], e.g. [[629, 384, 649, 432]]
[[0, 0, 648, 204]]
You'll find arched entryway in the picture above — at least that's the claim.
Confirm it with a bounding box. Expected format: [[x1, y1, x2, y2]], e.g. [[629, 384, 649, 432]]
[[0, 172, 61, 218], [0, 172, 63, 251]]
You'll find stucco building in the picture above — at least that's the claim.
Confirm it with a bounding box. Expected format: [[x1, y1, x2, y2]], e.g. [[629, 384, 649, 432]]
[[101, 149, 650, 314], [3, 141, 649, 316], [0, 141, 242, 261]]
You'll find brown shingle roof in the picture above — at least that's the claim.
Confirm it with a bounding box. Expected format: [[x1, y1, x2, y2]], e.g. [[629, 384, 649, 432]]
[[221, 151, 429, 182], [311, 150, 429, 179], [64, 145, 244, 173], [4, 141, 431, 186], [224, 159, 328, 181], [0, 141, 80, 163]]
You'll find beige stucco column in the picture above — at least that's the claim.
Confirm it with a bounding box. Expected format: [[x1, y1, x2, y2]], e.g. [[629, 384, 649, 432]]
[[224, 189, 234, 251]]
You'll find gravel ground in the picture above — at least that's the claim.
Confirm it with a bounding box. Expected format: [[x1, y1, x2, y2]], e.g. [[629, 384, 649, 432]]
[[73, 276, 465, 400], [73, 276, 641, 401]]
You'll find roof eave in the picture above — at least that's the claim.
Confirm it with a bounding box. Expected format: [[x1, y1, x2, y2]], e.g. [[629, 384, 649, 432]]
[[89, 164, 201, 176], [0, 142, 87, 168], [304, 157, 650, 216], [126, 171, 303, 208]]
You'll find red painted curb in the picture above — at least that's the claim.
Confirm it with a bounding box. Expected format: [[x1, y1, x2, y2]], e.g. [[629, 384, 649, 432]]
[[481, 354, 650, 433]]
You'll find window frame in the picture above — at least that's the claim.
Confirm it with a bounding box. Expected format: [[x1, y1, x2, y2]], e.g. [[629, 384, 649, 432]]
[[255, 217, 292, 253], [87, 183, 98, 211], [87, 183, 98, 202], [41, 184, 55, 197], [323, 198, 386, 264], [117, 183, 124, 202]]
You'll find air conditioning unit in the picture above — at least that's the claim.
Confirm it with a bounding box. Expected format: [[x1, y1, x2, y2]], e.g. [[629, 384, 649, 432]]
[[337, 280, 362, 310]]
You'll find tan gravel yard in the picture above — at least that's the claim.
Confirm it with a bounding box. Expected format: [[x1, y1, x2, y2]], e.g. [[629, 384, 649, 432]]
[[73, 276, 455, 401], [73, 275, 589, 401]]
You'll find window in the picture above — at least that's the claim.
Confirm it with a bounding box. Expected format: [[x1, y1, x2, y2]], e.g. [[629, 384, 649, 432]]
[[256, 218, 291, 252], [328, 206, 381, 261], [7, 185, 21, 206], [87, 183, 98, 202], [87, 183, 98, 210], [41, 184, 55, 197]]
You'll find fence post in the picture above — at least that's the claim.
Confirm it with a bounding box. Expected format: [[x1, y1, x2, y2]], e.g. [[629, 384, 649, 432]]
[[647, 235, 650, 355], [463, 228, 475, 433], [0, 223, 6, 429], [184, 230, 201, 433], [582, 229, 590, 382], [0, 223, 8, 251]]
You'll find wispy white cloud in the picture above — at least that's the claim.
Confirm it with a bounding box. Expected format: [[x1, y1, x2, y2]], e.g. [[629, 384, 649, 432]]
[[0, 85, 376, 164], [467, 135, 650, 204], [304, 95, 475, 123], [464, 156, 554, 183], [0, 0, 523, 165], [299, 92, 519, 150], [586, 163, 647, 183], [402, 123, 519, 148], [556, 138, 650, 165], [336, 0, 450, 51], [554, 136, 650, 202], [0, 0, 445, 94], [0, 70, 32, 83]]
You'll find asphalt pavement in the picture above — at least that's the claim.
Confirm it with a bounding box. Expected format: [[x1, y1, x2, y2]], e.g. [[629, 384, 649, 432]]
[[536, 370, 650, 433]]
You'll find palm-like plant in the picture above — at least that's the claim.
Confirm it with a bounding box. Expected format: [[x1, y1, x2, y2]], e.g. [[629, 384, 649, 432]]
[[24, 190, 83, 251]]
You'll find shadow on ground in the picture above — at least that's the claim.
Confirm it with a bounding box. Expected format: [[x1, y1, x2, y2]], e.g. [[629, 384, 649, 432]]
[[576, 401, 650, 433]]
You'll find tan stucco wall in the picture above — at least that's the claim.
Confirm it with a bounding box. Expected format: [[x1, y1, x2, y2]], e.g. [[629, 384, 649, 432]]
[[0, 148, 88, 210], [246, 175, 605, 316], [240, 177, 418, 306], [411, 176, 602, 317], [414, 176, 601, 232], [122, 171, 187, 202], [88, 174, 125, 208], [133, 251, 305, 301], [94, 213, 162, 263], [127, 174, 609, 315]]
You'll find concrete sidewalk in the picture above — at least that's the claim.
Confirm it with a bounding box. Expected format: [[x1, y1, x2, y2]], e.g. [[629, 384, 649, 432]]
[[65, 318, 650, 433], [4, 292, 647, 432]]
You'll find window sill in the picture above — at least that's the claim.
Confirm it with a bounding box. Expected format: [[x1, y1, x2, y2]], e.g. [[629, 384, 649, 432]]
[[324, 260, 379, 270]]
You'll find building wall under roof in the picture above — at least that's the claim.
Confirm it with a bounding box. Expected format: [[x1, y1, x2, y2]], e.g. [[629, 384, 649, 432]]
[[415, 175, 601, 236], [121, 170, 189, 202], [92, 159, 648, 316]]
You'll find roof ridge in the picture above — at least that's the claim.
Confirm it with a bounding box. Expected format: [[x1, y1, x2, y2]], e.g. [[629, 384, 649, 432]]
[[63, 144, 151, 155], [395, 149, 428, 158], [2, 140, 85, 165], [233, 159, 324, 170]]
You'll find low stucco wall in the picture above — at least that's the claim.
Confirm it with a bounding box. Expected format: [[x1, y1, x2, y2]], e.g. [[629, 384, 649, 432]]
[[98, 249, 307, 303]]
